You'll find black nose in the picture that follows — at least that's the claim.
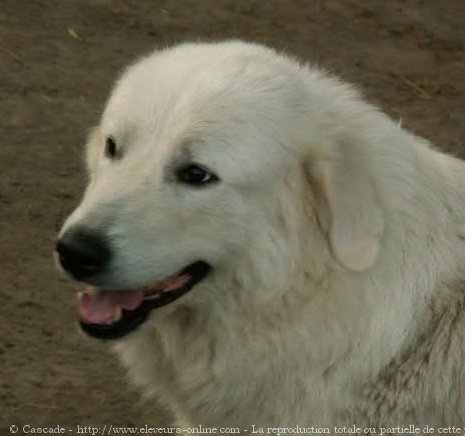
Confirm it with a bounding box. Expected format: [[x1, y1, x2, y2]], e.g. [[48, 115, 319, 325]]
[[56, 227, 111, 280]]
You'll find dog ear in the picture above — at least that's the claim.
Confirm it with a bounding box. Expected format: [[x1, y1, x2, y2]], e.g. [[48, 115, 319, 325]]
[[85, 126, 102, 179], [310, 142, 384, 272]]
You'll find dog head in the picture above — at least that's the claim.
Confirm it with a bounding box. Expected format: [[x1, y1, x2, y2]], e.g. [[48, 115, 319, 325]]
[[56, 41, 384, 339]]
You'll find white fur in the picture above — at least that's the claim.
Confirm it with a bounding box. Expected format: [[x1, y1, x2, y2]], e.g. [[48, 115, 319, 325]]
[[61, 41, 465, 431]]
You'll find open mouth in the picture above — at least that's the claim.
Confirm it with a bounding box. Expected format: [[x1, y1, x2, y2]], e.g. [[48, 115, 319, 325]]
[[77, 261, 211, 340]]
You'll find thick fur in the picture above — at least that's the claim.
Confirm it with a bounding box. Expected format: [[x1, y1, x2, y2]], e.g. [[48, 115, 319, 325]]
[[60, 41, 465, 431]]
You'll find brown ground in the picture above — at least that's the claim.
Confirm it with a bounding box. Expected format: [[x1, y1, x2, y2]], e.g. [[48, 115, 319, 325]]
[[1, 0, 464, 433]]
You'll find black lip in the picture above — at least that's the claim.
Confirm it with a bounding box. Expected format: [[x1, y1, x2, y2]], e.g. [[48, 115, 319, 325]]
[[79, 261, 211, 340]]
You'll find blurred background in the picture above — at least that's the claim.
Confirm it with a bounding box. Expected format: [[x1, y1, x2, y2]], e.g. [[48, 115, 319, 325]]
[[1, 0, 464, 431]]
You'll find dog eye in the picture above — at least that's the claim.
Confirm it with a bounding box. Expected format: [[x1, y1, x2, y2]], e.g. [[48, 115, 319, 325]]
[[105, 137, 118, 159], [177, 164, 218, 186]]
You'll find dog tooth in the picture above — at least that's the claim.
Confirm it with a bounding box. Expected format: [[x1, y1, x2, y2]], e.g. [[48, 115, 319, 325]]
[[113, 307, 123, 322], [102, 307, 122, 325], [145, 292, 163, 300]]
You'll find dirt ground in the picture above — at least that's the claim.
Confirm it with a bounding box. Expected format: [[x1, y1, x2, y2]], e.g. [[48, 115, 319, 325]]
[[1, 0, 464, 433]]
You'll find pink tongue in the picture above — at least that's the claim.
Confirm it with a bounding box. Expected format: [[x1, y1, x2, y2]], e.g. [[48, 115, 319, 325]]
[[78, 287, 145, 324]]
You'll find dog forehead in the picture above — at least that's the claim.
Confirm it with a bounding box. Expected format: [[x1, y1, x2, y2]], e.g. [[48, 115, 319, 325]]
[[102, 42, 303, 138], [98, 42, 307, 184]]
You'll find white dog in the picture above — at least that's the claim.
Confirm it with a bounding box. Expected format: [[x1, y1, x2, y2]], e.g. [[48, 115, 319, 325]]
[[57, 41, 465, 432]]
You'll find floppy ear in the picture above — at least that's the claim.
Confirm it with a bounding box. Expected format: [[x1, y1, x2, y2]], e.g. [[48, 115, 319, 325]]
[[85, 126, 102, 179], [311, 142, 384, 272]]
